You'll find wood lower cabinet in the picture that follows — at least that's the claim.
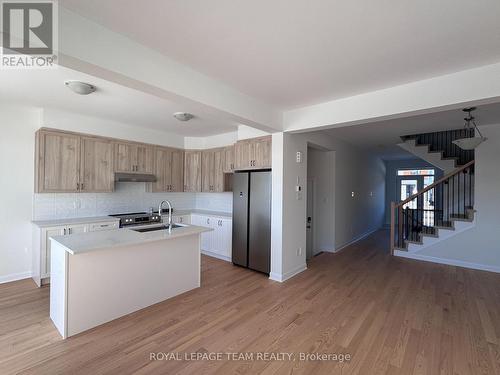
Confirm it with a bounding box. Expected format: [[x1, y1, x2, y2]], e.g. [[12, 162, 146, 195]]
[[184, 151, 202, 192], [152, 147, 184, 192], [234, 136, 272, 170], [80, 137, 114, 192], [36, 131, 81, 193], [114, 142, 153, 173]]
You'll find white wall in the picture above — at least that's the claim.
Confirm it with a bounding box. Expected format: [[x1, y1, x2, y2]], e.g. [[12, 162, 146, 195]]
[[271, 131, 386, 282], [307, 148, 335, 253], [184, 131, 237, 149], [413, 124, 500, 271], [43, 108, 185, 148], [0, 105, 41, 282]]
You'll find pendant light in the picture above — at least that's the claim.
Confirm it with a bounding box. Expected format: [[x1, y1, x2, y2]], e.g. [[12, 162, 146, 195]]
[[452, 107, 487, 150]]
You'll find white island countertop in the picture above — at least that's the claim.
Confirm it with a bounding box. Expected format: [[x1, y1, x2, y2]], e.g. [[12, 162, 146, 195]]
[[50, 224, 212, 255]]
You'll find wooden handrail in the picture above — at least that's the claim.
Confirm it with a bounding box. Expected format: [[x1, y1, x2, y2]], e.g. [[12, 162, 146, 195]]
[[395, 160, 475, 208]]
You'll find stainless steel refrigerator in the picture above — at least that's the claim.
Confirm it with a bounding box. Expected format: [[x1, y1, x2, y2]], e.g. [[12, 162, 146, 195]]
[[232, 170, 271, 274]]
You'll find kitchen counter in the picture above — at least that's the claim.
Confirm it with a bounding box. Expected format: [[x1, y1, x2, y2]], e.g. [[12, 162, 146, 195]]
[[174, 209, 232, 218], [51, 224, 212, 255], [32, 216, 119, 228]]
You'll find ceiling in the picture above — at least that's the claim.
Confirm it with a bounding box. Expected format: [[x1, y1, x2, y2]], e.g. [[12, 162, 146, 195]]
[[60, 0, 500, 109], [0, 67, 239, 136], [322, 103, 500, 160]]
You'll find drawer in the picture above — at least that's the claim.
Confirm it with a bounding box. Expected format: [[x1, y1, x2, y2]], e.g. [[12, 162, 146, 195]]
[[89, 222, 119, 232]]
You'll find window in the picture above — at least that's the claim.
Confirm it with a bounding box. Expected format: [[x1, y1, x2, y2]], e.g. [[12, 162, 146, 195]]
[[397, 169, 435, 176]]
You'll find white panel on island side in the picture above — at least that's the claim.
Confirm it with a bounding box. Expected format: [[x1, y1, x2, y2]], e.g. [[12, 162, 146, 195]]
[[49, 224, 211, 339]]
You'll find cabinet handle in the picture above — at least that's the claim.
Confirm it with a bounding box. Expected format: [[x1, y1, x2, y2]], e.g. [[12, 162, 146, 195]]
[[207, 218, 210, 224], [63, 228, 66, 235], [77, 182, 79, 190], [81, 183, 84, 190]]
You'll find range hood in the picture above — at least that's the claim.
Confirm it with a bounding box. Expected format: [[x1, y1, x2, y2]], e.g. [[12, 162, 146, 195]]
[[114, 172, 157, 183]]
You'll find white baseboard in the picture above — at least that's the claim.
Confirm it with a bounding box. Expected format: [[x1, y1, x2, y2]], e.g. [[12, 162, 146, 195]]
[[394, 251, 500, 274], [269, 263, 307, 283], [0, 271, 32, 284], [334, 228, 380, 252], [201, 250, 231, 262]]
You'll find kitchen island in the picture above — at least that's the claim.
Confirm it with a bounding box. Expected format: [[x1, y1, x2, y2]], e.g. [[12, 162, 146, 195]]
[[49, 224, 211, 339]]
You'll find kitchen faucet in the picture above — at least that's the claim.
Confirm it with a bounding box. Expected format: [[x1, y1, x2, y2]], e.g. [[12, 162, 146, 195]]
[[158, 200, 173, 233]]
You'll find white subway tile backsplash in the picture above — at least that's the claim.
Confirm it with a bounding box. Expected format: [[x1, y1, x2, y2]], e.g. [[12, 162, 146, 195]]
[[32, 184, 210, 220], [195, 192, 232, 213]]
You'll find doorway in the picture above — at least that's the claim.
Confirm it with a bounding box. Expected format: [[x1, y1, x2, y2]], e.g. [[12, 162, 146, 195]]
[[306, 146, 335, 261], [396, 168, 435, 226]]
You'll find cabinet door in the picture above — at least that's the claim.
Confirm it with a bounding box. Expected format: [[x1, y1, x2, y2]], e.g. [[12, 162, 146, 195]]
[[213, 149, 225, 192], [221, 218, 233, 258], [80, 137, 114, 192], [170, 149, 184, 192], [136, 144, 154, 173], [223, 146, 235, 173], [201, 150, 215, 192], [152, 147, 171, 192], [36, 131, 80, 192], [114, 142, 135, 173], [254, 137, 272, 168], [67, 224, 88, 235], [88, 221, 119, 232], [235, 141, 250, 170], [43, 227, 64, 277], [184, 151, 202, 192]]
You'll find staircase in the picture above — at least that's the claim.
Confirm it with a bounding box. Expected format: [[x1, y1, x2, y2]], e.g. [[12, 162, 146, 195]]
[[398, 129, 475, 173], [391, 129, 477, 254], [391, 160, 475, 253]]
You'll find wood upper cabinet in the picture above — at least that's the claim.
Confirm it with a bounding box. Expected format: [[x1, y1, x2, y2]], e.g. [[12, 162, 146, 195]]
[[254, 136, 272, 168], [35, 130, 114, 193], [213, 148, 226, 192], [235, 140, 251, 170], [114, 142, 153, 173], [36, 130, 81, 192], [201, 150, 214, 192], [223, 145, 235, 173], [184, 151, 202, 192], [80, 137, 114, 192], [152, 147, 184, 192], [234, 136, 272, 170], [202, 148, 226, 192], [170, 149, 184, 192]]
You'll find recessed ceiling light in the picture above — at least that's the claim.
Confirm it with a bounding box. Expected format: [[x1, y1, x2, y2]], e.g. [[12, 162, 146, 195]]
[[173, 112, 194, 121], [64, 81, 96, 95]]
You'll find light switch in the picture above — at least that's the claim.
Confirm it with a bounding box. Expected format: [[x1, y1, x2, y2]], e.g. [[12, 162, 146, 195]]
[[296, 151, 302, 163]]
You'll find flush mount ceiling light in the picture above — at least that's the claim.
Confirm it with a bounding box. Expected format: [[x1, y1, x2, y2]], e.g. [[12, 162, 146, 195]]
[[173, 112, 194, 122], [452, 107, 487, 150], [64, 81, 96, 95]]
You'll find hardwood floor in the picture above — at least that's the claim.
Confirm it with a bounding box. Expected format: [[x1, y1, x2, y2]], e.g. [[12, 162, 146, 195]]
[[1, 230, 499, 374]]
